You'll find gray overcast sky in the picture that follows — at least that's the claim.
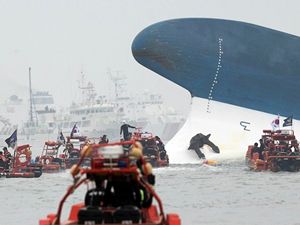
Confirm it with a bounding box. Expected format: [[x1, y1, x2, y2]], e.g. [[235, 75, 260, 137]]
[[0, 0, 300, 114]]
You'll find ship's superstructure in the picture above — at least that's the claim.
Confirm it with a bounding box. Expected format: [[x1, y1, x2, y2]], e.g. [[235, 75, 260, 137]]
[[56, 71, 184, 141]]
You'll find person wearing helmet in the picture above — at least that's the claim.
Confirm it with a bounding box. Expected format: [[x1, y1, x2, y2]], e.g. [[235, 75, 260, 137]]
[[155, 136, 167, 160], [98, 134, 109, 144], [3, 147, 12, 169], [129, 142, 155, 208], [252, 142, 259, 157], [120, 120, 136, 141]]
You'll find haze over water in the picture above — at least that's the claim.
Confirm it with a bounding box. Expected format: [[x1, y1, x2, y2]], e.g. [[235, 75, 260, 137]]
[[1, 1, 300, 225], [2, 161, 300, 225], [1, 97, 300, 225]]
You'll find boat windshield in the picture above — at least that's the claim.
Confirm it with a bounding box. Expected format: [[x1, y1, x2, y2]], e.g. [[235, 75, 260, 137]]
[[96, 145, 124, 159]]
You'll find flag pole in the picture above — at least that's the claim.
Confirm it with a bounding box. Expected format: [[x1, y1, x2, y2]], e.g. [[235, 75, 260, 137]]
[[11, 143, 17, 171], [5, 129, 18, 171]]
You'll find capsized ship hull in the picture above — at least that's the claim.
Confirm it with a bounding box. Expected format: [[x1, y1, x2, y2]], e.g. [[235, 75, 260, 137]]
[[132, 18, 300, 119], [131, 18, 300, 162]]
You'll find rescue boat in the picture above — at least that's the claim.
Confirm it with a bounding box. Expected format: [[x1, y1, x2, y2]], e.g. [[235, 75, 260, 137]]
[[64, 136, 91, 169], [0, 144, 42, 178], [131, 129, 169, 167], [246, 129, 300, 172], [39, 140, 181, 225], [37, 141, 66, 173]]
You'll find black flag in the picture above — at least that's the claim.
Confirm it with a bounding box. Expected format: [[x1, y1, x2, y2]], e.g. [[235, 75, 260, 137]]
[[70, 123, 79, 138], [283, 116, 293, 127], [57, 131, 66, 145], [5, 129, 17, 148]]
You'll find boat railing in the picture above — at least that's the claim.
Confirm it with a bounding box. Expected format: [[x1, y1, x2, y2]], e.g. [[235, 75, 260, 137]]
[[53, 140, 166, 224]]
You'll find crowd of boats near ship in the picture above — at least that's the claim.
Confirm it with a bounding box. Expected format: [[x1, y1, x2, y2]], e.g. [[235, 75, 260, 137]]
[[0, 68, 185, 144]]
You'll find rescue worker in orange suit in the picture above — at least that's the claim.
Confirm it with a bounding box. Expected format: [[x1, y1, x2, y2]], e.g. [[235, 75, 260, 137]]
[[129, 142, 155, 207], [103, 142, 155, 208]]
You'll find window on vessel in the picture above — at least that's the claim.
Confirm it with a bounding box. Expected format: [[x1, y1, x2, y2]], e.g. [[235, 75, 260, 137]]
[[82, 120, 90, 127]]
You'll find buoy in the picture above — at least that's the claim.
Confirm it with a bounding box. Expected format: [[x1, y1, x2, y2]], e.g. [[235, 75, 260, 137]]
[[203, 159, 218, 166]]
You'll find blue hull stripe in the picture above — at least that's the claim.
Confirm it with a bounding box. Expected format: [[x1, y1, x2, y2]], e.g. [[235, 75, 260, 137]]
[[132, 18, 300, 119]]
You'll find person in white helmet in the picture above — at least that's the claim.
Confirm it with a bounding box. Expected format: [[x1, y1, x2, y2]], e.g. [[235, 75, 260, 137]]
[[120, 120, 136, 141]]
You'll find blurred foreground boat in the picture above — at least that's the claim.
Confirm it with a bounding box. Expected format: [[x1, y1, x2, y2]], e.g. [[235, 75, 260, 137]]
[[39, 140, 181, 225]]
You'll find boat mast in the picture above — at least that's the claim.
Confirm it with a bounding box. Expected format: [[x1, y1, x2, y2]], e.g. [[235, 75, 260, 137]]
[[29, 67, 34, 125], [78, 71, 97, 106], [108, 69, 126, 100]]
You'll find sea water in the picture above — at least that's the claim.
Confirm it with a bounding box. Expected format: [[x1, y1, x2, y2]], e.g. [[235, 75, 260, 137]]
[[2, 160, 300, 225]]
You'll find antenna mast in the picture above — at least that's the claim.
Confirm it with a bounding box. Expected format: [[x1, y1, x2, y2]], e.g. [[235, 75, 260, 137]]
[[108, 69, 126, 100], [29, 67, 34, 125]]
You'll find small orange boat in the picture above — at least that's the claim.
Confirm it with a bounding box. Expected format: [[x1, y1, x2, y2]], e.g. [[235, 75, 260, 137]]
[[38, 141, 66, 173], [39, 140, 181, 225], [246, 129, 300, 172], [131, 129, 169, 167], [0, 144, 42, 178], [64, 136, 90, 169]]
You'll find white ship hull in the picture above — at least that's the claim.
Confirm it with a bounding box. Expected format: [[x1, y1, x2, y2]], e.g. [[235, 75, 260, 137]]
[[167, 97, 300, 164]]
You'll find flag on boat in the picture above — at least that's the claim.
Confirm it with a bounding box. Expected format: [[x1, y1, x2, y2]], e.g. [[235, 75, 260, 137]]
[[57, 131, 66, 145], [5, 129, 17, 148], [271, 116, 280, 131], [70, 123, 80, 137], [283, 116, 293, 127]]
